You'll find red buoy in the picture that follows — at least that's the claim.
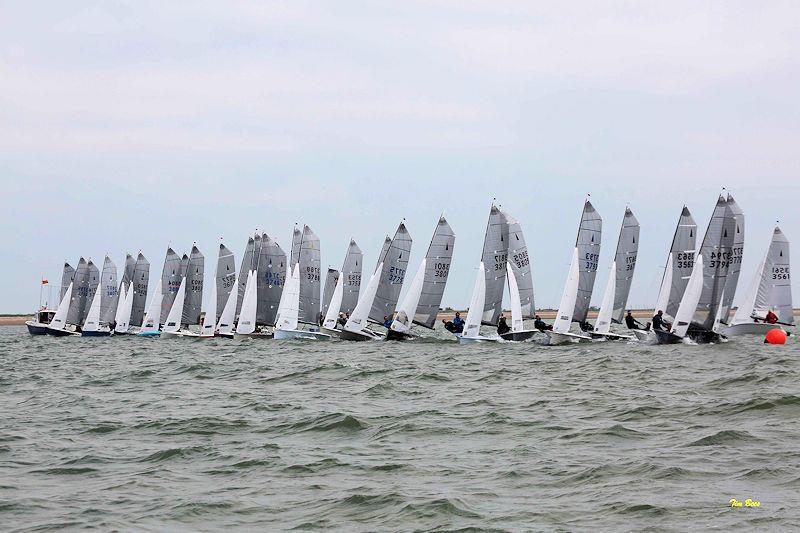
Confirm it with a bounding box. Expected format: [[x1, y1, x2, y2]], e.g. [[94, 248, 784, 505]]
[[765, 328, 787, 345]]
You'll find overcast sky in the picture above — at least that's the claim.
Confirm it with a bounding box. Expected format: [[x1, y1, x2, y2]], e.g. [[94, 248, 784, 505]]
[[2, 1, 799, 313]]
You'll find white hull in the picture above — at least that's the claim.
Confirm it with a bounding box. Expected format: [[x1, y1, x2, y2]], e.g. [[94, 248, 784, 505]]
[[170, 330, 215, 339], [320, 326, 341, 337], [458, 335, 498, 345], [723, 322, 789, 336], [274, 329, 331, 341], [541, 330, 592, 345], [591, 331, 635, 341], [233, 332, 273, 340], [159, 330, 184, 339], [632, 329, 654, 342]]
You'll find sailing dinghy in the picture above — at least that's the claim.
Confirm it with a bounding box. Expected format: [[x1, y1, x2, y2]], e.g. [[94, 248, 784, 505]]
[[47, 257, 89, 336], [498, 211, 537, 341], [137, 281, 164, 337], [542, 200, 601, 345], [321, 240, 363, 336], [592, 208, 639, 341], [341, 262, 385, 341], [388, 216, 455, 340], [725, 226, 793, 336], [459, 262, 497, 344], [274, 263, 331, 340], [83, 256, 119, 337]]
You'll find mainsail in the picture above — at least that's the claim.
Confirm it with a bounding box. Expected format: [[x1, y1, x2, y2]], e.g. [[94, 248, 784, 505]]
[[718, 194, 745, 324], [298, 225, 322, 325], [66, 257, 89, 327], [553, 248, 580, 334], [159, 248, 182, 325], [414, 216, 456, 329], [321, 268, 340, 320], [504, 210, 534, 319], [236, 236, 256, 317], [341, 240, 363, 315], [573, 200, 602, 325], [60, 262, 75, 302], [654, 206, 696, 320], [463, 262, 487, 339], [290, 226, 303, 269], [181, 246, 204, 326], [369, 222, 412, 324], [692, 196, 735, 331], [611, 208, 640, 323], [216, 243, 236, 321], [123, 254, 136, 286], [732, 226, 792, 325], [275, 264, 301, 332], [130, 253, 150, 327], [481, 205, 509, 326], [256, 234, 286, 326], [99, 256, 119, 326]]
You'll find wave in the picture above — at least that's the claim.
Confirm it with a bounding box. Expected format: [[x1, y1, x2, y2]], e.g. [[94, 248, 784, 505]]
[[687, 430, 756, 446]]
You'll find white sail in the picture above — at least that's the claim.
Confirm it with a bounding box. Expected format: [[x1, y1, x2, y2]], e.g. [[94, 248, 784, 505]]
[[200, 265, 218, 337], [553, 248, 580, 334], [216, 273, 238, 335], [463, 262, 487, 339], [322, 274, 345, 330], [654, 253, 674, 316], [505, 262, 523, 333], [391, 258, 426, 334], [163, 277, 187, 333], [113, 283, 127, 325], [275, 263, 301, 332], [345, 263, 383, 334], [672, 254, 705, 338], [235, 271, 258, 335], [49, 281, 74, 331], [115, 283, 134, 334], [594, 261, 617, 334], [82, 287, 103, 332], [732, 259, 763, 326], [140, 283, 164, 334]]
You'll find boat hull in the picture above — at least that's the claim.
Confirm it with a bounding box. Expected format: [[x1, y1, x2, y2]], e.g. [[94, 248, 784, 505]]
[[274, 329, 331, 341], [81, 330, 111, 337], [137, 331, 161, 338], [541, 331, 591, 345], [590, 331, 635, 341], [499, 329, 537, 342], [458, 335, 497, 345], [46, 327, 80, 337], [320, 326, 341, 337], [233, 332, 273, 340], [159, 330, 183, 339], [339, 328, 380, 342], [215, 332, 234, 339], [723, 323, 787, 336], [653, 329, 683, 344], [385, 328, 415, 341], [26, 321, 50, 335]]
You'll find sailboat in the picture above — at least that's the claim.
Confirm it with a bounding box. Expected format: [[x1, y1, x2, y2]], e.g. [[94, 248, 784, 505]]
[[161, 276, 188, 339], [114, 282, 134, 335], [82, 256, 118, 336], [725, 226, 793, 336], [388, 216, 456, 340], [321, 268, 340, 323], [129, 253, 150, 331], [321, 240, 363, 336], [274, 263, 331, 340], [234, 270, 259, 339], [341, 222, 411, 341], [498, 210, 537, 341], [235, 233, 285, 339], [159, 248, 183, 328], [48, 257, 90, 336], [459, 262, 496, 344], [27, 262, 73, 335], [592, 208, 640, 341], [137, 282, 164, 337], [543, 200, 602, 345], [216, 273, 238, 339], [655, 195, 742, 344]]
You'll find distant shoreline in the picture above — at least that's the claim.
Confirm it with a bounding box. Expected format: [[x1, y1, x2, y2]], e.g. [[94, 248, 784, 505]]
[[5, 309, 800, 327]]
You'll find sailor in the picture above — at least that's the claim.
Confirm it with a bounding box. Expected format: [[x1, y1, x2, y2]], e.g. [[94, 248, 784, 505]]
[[580, 321, 594, 332], [451, 312, 465, 333], [442, 319, 456, 333], [337, 312, 347, 328], [625, 311, 644, 330], [652, 310, 670, 331], [383, 315, 393, 328], [534, 315, 552, 331], [497, 315, 511, 335], [766, 309, 779, 324]]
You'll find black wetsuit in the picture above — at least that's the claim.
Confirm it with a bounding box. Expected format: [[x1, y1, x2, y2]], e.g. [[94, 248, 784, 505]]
[[652, 314, 668, 331], [534, 319, 552, 331], [497, 318, 510, 335], [625, 314, 642, 330]]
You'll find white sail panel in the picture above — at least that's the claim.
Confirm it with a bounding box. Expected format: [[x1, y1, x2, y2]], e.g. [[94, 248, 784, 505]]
[[275, 263, 301, 332], [673, 255, 705, 338], [391, 258, 426, 334], [236, 237, 256, 318], [463, 262, 487, 339], [236, 271, 258, 335], [321, 268, 340, 320], [140, 283, 163, 334], [506, 262, 523, 333], [216, 273, 238, 335], [115, 283, 134, 334], [595, 261, 617, 334], [345, 263, 383, 334], [200, 259, 218, 336], [323, 274, 345, 330], [49, 281, 73, 331], [164, 277, 187, 333], [83, 286, 103, 332], [554, 248, 580, 334]]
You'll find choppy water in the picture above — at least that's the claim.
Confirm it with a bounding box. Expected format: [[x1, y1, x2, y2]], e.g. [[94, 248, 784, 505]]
[[1, 325, 798, 531]]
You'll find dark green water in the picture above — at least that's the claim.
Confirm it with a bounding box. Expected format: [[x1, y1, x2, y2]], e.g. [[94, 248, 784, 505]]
[[1, 326, 798, 530]]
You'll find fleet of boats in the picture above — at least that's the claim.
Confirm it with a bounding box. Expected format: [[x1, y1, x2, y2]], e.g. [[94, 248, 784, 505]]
[[25, 194, 794, 344]]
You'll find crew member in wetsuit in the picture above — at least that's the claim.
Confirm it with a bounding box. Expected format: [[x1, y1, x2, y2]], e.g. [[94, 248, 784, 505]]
[[442, 319, 456, 333], [383, 315, 393, 328], [766, 309, 779, 324], [497, 315, 510, 335], [451, 312, 465, 333], [337, 312, 347, 328], [534, 315, 552, 331], [625, 311, 644, 330], [652, 310, 670, 331]]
